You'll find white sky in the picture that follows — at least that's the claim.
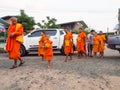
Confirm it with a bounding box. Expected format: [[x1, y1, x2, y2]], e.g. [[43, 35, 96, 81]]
[[0, 0, 120, 32]]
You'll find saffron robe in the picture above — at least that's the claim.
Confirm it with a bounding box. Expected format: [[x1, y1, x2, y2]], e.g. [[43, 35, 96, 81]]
[[77, 32, 86, 52], [6, 23, 24, 60], [38, 34, 46, 56], [44, 40, 53, 60], [64, 32, 73, 54]]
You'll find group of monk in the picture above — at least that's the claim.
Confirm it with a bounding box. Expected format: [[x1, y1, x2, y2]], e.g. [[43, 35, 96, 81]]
[[63, 27, 106, 62], [6, 17, 53, 69], [38, 31, 53, 69], [6, 17, 106, 69]]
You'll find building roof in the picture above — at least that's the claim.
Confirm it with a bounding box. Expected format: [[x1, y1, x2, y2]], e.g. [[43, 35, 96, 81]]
[[58, 20, 88, 28], [0, 18, 9, 27], [1, 15, 17, 20]]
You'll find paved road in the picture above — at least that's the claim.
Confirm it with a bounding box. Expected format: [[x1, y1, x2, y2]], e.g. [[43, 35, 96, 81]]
[[0, 48, 120, 90]]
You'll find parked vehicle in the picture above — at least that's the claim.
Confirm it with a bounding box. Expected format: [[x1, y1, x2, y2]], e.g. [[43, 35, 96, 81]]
[[20, 29, 77, 56], [107, 33, 120, 53]]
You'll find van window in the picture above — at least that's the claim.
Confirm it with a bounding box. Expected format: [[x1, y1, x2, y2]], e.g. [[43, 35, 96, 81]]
[[60, 31, 64, 35], [30, 30, 41, 37], [45, 30, 57, 36]]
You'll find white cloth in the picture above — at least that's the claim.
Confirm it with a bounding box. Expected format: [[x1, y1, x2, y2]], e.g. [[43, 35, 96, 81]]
[[87, 33, 93, 44]]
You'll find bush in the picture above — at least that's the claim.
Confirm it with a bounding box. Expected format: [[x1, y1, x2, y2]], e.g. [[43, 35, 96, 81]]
[[72, 29, 79, 34], [0, 48, 6, 53]]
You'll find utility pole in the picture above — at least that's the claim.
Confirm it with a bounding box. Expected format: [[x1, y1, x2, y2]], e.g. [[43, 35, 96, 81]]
[[107, 27, 109, 33], [118, 8, 120, 34], [118, 8, 120, 30]]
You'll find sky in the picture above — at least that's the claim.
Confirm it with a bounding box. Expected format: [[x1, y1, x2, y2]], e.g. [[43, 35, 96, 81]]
[[0, 0, 120, 32]]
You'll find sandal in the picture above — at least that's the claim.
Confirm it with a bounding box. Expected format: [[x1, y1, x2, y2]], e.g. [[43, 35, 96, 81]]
[[19, 61, 25, 66], [10, 65, 17, 69]]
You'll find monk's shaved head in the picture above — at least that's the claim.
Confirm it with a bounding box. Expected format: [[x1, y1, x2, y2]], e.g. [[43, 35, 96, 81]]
[[10, 17, 17, 25], [46, 34, 50, 40], [64, 27, 69, 33]]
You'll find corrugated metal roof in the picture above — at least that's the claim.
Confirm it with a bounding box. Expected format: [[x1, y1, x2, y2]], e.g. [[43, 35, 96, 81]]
[[0, 18, 9, 27]]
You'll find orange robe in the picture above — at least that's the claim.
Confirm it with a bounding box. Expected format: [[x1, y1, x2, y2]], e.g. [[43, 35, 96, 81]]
[[6, 23, 23, 60], [38, 34, 46, 56], [99, 34, 106, 52], [64, 32, 73, 54], [93, 35, 100, 53], [77, 32, 86, 52], [44, 40, 53, 60]]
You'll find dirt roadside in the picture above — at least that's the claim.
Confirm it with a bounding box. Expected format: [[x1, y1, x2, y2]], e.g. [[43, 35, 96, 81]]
[[0, 48, 120, 90]]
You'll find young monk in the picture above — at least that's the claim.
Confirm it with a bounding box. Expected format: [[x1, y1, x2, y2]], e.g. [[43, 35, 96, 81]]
[[44, 34, 53, 69], [38, 31, 46, 60], [63, 28, 73, 62], [6, 17, 25, 69], [93, 32, 100, 58], [99, 31, 106, 58], [77, 27, 87, 58]]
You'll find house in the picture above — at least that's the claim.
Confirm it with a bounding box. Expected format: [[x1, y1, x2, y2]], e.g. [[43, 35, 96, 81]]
[[1, 15, 17, 25], [0, 18, 10, 28], [58, 20, 88, 31]]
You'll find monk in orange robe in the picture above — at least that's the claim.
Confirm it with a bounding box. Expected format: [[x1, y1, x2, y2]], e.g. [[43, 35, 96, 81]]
[[99, 31, 106, 58], [93, 32, 100, 58], [77, 27, 87, 58], [38, 31, 46, 60], [6, 17, 25, 69], [63, 28, 73, 62], [44, 34, 53, 69]]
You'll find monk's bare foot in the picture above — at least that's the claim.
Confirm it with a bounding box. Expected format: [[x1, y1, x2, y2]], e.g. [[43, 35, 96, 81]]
[[10, 65, 17, 69], [64, 60, 67, 62], [47, 65, 51, 69], [69, 58, 72, 60], [19, 61, 25, 66], [90, 55, 93, 57], [41, 56, 44, 61], [93, 56, 96, 58], [100, 56, 104, 58], [85, 56, 88, 58], [78, 56, 82, 59]]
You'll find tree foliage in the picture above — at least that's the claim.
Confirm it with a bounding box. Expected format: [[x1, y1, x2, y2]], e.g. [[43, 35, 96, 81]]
[[37, 16, 60, 29], [17, 10, 36, 31]]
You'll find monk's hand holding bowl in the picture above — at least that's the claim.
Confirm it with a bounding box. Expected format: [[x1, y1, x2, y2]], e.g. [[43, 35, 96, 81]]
[[10, 33, 15, 38], [42, 45, 45, 48]]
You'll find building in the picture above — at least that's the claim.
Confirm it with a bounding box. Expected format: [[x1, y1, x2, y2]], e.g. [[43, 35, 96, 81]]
[[1, 15, 17, 25], [0, 18, 9, 28], [58, 20, 88, 31]]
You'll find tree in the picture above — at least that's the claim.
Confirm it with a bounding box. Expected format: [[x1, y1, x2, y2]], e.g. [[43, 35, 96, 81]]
[[37, 16, 60, 29], [17, 10, 36, 31]]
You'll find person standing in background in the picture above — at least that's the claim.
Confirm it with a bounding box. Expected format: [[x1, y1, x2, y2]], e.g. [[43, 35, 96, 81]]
[[99, 31, 106, 58], [93, 32, 101, 58], [63, 28, 73, 62], [87, 30, 95, 57], [77, 27, 87, 59], [38, 31, 46, 60], [44, 34, 53, 69]]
